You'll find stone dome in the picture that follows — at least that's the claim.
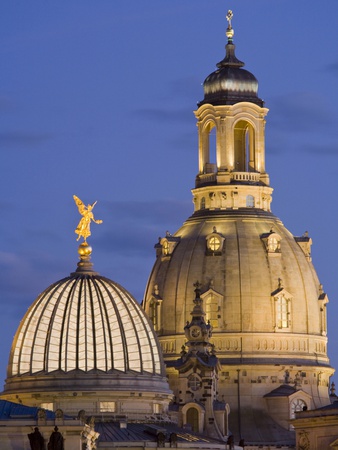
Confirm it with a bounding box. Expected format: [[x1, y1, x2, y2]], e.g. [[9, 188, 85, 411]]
[[144, 208, 333, 442], [4, 244, 170, 399], [144, 209, 330, 370]]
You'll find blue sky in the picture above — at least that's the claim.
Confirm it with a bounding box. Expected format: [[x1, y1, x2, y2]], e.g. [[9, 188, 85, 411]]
[[1, 1, 338, 384]]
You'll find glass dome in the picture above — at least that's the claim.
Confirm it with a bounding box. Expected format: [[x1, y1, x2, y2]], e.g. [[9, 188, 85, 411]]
[[9, 275, 163, 377]]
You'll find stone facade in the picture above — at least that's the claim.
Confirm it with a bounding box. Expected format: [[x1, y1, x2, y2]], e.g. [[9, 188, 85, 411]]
[[143, 19, 334, 447]]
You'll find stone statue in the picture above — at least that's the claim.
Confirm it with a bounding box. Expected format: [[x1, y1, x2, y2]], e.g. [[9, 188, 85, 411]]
[[28, 427, 45, 450], [157, 432, 166, 447], [169, 432, 177, 447], [227, 435, 234, 450], [48, 426, 64, 450], [55, 409, 64, 419], [82, 423, 100, 450], [38, 409, 47, 420], [73, 195, 102, 242]]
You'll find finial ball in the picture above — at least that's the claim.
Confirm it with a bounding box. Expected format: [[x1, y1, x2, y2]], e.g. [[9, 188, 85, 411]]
[[78, 242, 92, 257]]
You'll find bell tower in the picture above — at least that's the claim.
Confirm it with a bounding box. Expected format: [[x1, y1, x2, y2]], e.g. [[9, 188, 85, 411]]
[[193, 10, 271, 213]]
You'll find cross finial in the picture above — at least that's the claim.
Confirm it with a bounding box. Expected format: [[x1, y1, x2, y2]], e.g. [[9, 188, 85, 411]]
[[226, 10, 233, 28], [226, 10, 235, 42]]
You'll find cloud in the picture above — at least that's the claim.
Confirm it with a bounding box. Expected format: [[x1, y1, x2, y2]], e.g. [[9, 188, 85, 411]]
[[133, 107, 193, 125], [94, 199, 191, 256], [0, 131, 52, 148], [298, 141, 338, 156], [168, 76, 202, 100], [268, 92, 335, 133]]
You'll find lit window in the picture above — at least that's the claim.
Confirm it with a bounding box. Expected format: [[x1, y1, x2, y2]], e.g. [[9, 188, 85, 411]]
[[205, 294, 219, 328], [268, 236, 279, 252], [162, 240, 169, 255], [290, 398, 307, 419], [99, 401, 116, 413], [246, 195, 255, 207], [206, 228, 224, 255], [261, 231, 281, 255], [40, 402, 53, 411], [209, 236, 221, 251], [276, 295, 291, 329], [153, 403, 161, 414]]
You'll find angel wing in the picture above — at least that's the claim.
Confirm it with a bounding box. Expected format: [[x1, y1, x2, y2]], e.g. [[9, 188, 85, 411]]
[[73, 195, 87, 215]]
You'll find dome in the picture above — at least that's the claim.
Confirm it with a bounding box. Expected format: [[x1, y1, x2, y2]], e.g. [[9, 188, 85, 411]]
[[199, 25, 263, 107], [144, 209, 333, 440], [4, 243, 170, 399], [144, 209, 330, 370]]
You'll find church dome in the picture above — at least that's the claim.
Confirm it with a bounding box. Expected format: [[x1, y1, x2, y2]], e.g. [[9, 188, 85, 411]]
[[4, 243, 170, 399], [144, 209, 330, 369], [143, 11, 333, 443], [199, 13, 263, 107]]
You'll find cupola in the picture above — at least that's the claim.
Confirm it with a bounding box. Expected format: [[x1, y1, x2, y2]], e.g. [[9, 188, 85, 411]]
[[199, 10, 263, 107]]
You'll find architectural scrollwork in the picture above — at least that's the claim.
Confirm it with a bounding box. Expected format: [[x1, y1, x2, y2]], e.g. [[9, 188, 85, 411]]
[[298, 430, 310, 450]]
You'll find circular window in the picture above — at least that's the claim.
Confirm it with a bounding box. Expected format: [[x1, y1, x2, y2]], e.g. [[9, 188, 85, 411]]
[[188, 374, 202, 391], [209, 236, 221, 251]]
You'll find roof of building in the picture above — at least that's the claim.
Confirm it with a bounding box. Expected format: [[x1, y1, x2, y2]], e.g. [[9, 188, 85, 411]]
[[0, 399, 55, 420], [96, 421, 225, 445], [264, 385, 297, 398], [198, 18, 263, 107], [4, 243, 170, 398]]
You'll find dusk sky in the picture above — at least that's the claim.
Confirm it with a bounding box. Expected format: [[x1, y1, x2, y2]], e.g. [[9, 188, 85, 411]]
[[1, 2, 338, 386]]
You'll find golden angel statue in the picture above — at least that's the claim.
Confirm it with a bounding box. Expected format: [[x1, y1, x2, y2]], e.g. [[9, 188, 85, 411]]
[[73, 195, 103, 242]]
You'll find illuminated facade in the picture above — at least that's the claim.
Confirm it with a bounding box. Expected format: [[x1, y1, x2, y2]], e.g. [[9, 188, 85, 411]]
[[143, 15, 334, 448], [2, 243, 171, 418], [0, 10, 335, 450], [0, 244, 230, 449]]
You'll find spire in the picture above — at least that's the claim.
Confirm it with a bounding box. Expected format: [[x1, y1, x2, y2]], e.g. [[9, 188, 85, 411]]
[[183, 282, 213, 356], [193, 10, 271, 212], [199, 9, 263, 107], [216, 10, 244, 69]]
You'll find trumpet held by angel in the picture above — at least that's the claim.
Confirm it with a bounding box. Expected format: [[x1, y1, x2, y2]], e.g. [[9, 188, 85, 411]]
[[73, 195, 103, 242]]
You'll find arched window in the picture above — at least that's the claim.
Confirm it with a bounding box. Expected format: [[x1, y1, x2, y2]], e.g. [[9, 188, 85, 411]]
[[201, 286, 223, 329], [246, 195, 255, 207], [149, 300, 158, 329], [200, 197, 206, 210], [275, 294, 291, 329], [205, 294, 219, 328], [290, 398, 307, 419], [234, 120, 255, 172], [186, 407, 199, 432], [203, 122, 217, 174]]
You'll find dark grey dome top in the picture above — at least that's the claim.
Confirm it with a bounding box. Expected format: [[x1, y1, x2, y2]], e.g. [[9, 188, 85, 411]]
[[199, 32, 263, 107]]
